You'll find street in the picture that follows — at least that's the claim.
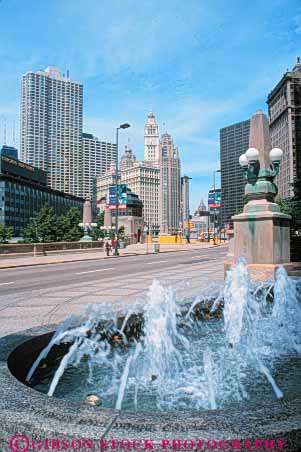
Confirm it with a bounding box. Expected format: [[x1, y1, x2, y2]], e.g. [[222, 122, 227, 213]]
[[0, 246, 227, 336]]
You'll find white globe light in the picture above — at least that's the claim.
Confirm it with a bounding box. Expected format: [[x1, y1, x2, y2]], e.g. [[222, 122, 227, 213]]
[[269, 148, 283, 162], [245, 147, 260, 162], [239, 153, 248, 167]]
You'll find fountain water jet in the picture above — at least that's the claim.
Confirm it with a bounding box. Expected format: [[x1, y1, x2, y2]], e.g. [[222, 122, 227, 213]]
[[26, 259, 300, 412]]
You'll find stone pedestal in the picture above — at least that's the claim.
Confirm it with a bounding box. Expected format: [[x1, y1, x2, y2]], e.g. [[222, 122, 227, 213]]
[[225, 200, 292, 280], [104, 207, 112, 229]]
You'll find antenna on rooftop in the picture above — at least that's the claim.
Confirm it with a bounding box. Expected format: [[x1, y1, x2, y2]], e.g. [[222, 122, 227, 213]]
[[3, 116, 6, 145], [13, 120, 16, 146]]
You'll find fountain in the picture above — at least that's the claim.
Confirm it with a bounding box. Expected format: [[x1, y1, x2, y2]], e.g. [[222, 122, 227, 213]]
[[0, 110, 300, 449], [9, 259, 296, 415]]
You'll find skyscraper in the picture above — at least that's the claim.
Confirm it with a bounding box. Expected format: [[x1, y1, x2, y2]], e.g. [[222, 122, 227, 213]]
[[267, 57, 301, 199], [144, 111, 160, 163], [82, 133, 116, 200], [159, 133, 181, 234], [180, 175, 191, 225], [20, 66, 83, 197], [220, 119, 250, 226]]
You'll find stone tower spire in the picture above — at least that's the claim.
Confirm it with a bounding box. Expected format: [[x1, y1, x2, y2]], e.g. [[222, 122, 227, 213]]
[[144, 111, 159, 163]]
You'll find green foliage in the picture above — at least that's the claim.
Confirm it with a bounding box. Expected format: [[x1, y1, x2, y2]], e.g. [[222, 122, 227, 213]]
[[58, 207, 83, 242], [95, 212, 104, 228], [276, 198, 293, 216], [22, 219, 39, 243], [23, 207, 58, 243], [118, 225, 125, 240], [277, 198, 301, 226], [22, 206, 84, 243], [0, 223, 13, 243]]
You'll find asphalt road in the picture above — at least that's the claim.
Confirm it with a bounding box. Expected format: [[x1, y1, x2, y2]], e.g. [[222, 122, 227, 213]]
[[0, 246, 227, 296]]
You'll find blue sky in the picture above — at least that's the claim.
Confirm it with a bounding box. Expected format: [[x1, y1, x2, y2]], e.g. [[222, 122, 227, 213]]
[[0, 0, 300, 211]]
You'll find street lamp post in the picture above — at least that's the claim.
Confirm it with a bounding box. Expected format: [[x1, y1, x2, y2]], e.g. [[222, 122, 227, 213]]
[[212, 169, 221, 243], [114, 123, 131, 256]]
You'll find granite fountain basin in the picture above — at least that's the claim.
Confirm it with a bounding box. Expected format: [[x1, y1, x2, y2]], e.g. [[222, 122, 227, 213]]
[[0, 263, 301, 451]]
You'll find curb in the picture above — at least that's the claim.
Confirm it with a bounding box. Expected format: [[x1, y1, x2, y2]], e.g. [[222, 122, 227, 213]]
[[0, 245, 226, 270]]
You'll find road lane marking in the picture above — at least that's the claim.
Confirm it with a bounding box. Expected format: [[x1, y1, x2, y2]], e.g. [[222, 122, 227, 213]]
[[190, 255, 210, 259], [0, 282, 14, 286], [147, 260, 168, 265], [76, 268, 114, 275]]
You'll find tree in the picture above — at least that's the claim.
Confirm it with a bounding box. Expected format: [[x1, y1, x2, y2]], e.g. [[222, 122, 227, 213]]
[[118, 225, 125, 240], [277, 197, 301, 229], [23, 206, 59, 243], [58, 207, 83, 242], [22, 219, 39, 243], [0, 224, 13, 243], [276, 198, 293, 216], [95, 212, 104, 228]]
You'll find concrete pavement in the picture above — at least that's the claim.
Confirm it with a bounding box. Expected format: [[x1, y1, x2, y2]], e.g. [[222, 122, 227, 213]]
[[0, 242, 217, 269], [0, 245, 227, 337]]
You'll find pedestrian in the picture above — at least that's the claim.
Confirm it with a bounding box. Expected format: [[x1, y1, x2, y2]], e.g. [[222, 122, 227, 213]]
[[105, 240, 111, 256]]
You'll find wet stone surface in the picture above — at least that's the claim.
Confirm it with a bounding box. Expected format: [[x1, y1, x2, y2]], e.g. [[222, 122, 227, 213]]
[[0, 324, 300, 452]]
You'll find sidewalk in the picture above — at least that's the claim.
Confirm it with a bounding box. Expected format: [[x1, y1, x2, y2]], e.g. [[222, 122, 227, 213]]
[[0, 242, 221, 269]]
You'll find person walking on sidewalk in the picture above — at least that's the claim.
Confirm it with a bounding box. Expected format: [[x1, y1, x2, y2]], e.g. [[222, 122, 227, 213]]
[[105, 240, 111, 257]]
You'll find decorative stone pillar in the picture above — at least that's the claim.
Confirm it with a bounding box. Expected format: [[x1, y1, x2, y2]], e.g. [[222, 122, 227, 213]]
[[104, 206, 112, 230], [224, 110, 293, 280], [79, 197, 94, 242]]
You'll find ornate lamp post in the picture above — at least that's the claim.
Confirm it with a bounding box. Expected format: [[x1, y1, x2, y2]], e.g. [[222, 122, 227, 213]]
[[239, 146, 283, 202], [114, 123, 131, 256], [224, 109, 292, 280]]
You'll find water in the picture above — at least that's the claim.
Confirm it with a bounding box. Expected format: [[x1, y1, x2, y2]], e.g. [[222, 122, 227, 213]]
[[28, 259, 301, 412]]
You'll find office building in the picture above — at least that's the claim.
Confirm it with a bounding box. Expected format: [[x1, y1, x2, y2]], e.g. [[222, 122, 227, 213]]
[[220, 119, 250, 226], [120, 145, 136, 170], [267, 57, 301, 199], [97, 146, 159, 228], [0, 145, 18, 160], [20, 66, 83, 197], [82, 133, 116, 200], [181, 175, 191, 225], [122, 160, 159, 229], [159, 133, 181, 234], [0, 154, 84, 236]]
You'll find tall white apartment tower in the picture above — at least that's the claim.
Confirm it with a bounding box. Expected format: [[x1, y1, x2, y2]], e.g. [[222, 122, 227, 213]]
[[82, 133, 117, 200], [159, 133, 181, 234], [20, 67, 83, 197], [144, 111, 160, 163]]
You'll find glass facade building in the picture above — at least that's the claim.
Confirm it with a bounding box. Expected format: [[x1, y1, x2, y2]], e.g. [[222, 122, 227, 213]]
[[1, 145, 18, 160], [220, 119, 250, 226], [0, 155, 84, 236]]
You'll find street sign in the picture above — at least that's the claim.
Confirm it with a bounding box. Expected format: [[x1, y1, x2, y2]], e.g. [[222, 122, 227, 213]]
[[109, 184, 127, 210], [208, 189, 221, 209]]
